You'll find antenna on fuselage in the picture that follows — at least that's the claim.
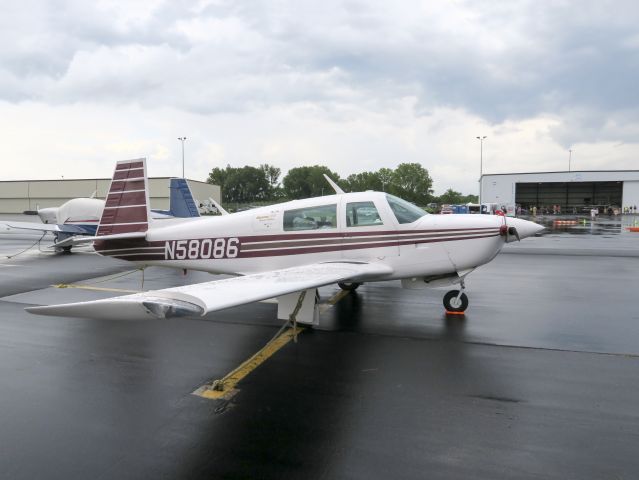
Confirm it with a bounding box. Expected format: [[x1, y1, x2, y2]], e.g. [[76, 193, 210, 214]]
[[323, 174, 345, 194]]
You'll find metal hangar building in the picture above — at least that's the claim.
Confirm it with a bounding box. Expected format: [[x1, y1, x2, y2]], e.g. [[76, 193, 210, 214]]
[[0, 177, 221, 213], [480, 170, 639, 210]]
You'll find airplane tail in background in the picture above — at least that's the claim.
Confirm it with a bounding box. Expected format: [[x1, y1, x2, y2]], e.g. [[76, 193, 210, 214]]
[[167, 178, 200, 218], [96, 158, 150, 236]]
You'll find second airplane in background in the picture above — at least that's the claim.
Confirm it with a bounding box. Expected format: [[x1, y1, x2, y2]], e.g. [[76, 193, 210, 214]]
[[4, 177, 200, 251]]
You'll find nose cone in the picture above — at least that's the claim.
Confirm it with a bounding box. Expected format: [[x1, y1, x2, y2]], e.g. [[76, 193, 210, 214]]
[[507, 217, 545, 239]]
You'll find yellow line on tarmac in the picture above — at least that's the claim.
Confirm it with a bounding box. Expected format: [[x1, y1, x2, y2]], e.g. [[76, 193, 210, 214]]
[[320, 288, 350, 312], [194, 288, 351, 400], [52, 284, 141, 294], [194, 325, 306, 400]]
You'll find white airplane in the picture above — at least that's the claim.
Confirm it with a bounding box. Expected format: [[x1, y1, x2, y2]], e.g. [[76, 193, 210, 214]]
[[5, 177, 200, 251], [27, 158, 544, 322]]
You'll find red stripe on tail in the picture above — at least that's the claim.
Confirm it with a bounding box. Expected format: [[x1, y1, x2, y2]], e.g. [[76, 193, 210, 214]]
[[96, 159, 149, 236]]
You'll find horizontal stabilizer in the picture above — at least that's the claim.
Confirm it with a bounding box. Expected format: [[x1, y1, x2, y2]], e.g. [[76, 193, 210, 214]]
[[6, 221, 100, 236], [5, 221, 62, 233], [26, 262, 393, 320], [53, 231, 147, 249], [207, 197, 229, 215]]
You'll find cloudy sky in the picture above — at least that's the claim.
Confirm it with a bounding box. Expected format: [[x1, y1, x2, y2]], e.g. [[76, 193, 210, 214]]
[[1, 0, 638, 194]]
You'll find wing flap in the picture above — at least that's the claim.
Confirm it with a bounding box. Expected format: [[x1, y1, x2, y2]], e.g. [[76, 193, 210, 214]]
[[26, 262, 392, 320]]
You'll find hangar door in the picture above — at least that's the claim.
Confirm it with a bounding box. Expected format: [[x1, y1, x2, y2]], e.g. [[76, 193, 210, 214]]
[[516, 182, 622, 209]]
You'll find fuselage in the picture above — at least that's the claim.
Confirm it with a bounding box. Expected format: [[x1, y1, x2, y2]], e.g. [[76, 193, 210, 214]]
[[40, 198, 104, 234], [93, 192, 532, 282], [37, 195, 198, 236]]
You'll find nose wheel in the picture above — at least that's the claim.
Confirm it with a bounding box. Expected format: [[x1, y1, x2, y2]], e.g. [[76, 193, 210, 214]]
[[443, 280, 468, 313], [338, 282, 360, 291]]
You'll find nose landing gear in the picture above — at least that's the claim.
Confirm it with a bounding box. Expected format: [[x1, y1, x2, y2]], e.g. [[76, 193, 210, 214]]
[[338, 282, 361, 291], [443, 279, 468, 313]]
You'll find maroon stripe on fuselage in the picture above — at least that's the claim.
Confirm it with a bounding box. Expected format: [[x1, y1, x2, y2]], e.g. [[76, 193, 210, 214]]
[[237, 233, 501, 258], [238, 227, 497, 243], [240, 229, 498, 250], [96, 247, 164, 258], [94, 238, 157, 251], [106, 254, 165, 261], [93, 231, 500, 262]]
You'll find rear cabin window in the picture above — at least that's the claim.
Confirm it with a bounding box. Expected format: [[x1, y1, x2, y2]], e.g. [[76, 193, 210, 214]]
[[386, 194, 428, 224], [283, 204, 337, 231], [346, 201, 383, 227]]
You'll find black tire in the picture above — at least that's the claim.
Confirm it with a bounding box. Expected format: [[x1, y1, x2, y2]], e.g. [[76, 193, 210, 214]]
[[443, 290, 468, 312], [338, 282, 360, 291]]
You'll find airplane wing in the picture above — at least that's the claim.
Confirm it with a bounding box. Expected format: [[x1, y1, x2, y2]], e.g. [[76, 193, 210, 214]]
[[26, 262, 393, 320]]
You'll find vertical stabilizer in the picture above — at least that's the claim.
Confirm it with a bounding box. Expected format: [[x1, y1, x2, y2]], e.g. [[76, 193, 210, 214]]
[[169, 178, 200, 218], [96, 159, 150, 236]]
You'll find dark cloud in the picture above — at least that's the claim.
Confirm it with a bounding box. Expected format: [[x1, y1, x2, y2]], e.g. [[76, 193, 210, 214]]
[[0, 0, 637, 145]]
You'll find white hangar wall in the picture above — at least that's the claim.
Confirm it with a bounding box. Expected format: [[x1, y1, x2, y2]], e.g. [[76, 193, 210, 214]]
[[480, 171, 639, 209], [0, 178, 221, 213]]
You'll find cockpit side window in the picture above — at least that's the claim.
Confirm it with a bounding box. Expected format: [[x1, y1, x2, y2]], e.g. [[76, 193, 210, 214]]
[[386, 194, 428, 224], [283, 204, 337, 231], [346, 201, 383, 227]]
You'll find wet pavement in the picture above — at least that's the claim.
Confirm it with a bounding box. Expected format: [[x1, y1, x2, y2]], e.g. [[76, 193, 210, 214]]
[[0, 215, 638, 479]]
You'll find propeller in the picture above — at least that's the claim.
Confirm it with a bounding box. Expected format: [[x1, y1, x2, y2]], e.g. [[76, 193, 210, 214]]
[[508, 225, 520, 241], [499, 217, 521, 242]]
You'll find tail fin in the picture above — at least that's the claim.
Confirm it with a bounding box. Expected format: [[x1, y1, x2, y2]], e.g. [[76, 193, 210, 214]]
[[168, 178, 200, 218], [96, 158, 150, 236]]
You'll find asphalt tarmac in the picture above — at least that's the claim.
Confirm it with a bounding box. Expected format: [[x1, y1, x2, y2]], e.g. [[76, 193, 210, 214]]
[[0, 215, 638, 479]]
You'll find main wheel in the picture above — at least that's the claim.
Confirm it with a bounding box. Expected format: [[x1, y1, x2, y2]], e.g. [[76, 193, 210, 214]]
[[443, 290, 468, 312], [338, 282, 360, 291]]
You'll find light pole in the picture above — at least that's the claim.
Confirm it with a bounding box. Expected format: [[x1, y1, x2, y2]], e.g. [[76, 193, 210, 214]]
[[178, 137, 187, 178], [476, 135, 487, 204], [568, 149, 572, 172]]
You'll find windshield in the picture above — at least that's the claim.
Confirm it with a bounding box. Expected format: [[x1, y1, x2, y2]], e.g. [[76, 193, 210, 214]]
[[386, 194, 428, 224]]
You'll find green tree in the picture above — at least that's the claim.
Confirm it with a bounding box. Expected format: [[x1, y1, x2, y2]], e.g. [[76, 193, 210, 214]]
[[377, 168, 394, 192], [207, 165, 230, 189], [388, 163, 433, 205], [438, 188, 464, 205], [207, 165, 270, 203], [282, 165, 341, 199], [259, 163, 283, 199], [344, 171, 383, 192]]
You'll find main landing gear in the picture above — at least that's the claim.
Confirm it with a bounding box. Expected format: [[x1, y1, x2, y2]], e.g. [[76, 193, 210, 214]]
[[338, 282, 360, 291], [443, 279, 468, 313]]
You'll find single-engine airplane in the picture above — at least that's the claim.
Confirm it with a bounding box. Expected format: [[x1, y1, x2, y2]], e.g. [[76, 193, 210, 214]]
[[4, 177, 200, 251], [27, 158, 544, 322]]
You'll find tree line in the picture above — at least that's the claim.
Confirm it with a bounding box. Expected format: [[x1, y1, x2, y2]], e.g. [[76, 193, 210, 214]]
[[207, 163, 478, 207]]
